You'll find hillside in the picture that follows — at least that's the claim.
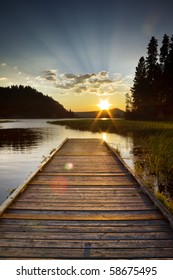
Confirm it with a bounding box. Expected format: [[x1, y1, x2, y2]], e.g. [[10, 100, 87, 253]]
[[0, 85, 75, 118], [76, 108, 125, 118]]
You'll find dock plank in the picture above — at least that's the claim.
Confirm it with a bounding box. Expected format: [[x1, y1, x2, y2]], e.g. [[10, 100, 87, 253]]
[[2, 211, 165, 221], [0, 247, 173, 259], [0, 224, 172, 233], [0, 138, 173, 259], [1, 239, 173, 249]]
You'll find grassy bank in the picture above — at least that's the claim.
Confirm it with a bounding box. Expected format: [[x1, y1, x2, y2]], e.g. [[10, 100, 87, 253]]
[[48, 119, 173, 136]]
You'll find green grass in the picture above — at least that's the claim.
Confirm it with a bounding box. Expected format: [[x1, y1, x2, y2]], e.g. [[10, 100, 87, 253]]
[[156, 192, 173, 215], [141, 133, 173, 179]]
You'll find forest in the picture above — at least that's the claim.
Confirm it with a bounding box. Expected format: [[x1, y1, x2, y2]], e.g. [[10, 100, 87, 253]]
[[126, 34, 173, 120], [0, 85, 75, 118]]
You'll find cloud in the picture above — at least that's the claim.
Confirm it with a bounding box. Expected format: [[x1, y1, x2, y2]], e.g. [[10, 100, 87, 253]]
[[40, 70, 132, 96], [0, 77, 7, 81], [99, 71, 108, 78], [60, 73, 96, 86], [43, 70, 58, 81], [63, 73, 80, 79], [1, 63, 6, 67]]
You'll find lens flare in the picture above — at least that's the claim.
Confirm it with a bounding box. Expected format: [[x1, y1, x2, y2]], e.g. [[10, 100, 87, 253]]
[[50, 176, 68, 193], [64, 162, 74, 170]]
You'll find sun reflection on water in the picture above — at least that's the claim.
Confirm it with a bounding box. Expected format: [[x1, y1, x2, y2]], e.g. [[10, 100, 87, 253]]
[[102, 132, 107, 141]]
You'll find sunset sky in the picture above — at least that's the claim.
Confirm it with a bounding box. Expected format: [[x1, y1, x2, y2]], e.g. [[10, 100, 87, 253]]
[[1, 0, 173, 112]]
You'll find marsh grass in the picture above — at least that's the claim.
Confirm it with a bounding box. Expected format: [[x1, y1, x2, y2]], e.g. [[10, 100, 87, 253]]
[[155, 192, 173, 215], [48, 119, 173, 136], [140, 133, 173, 181]]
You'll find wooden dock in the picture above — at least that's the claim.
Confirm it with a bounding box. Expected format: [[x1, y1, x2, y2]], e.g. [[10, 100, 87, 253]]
[[0, 138, 173, 259]]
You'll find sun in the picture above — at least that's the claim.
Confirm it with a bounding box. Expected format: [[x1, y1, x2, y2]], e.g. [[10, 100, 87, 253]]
[[97, 98, 111, 110]]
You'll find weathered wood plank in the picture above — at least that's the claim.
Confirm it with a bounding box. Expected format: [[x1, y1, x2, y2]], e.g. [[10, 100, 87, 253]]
[[18, 195, 149, 201], [1, 231, 173, 240], [8, 204, 156, 211], [12, 199, 150, 206], [30, 180, 136, 188], [0, 224, 172, 233], [20, 190, 141, 196], [24, 184, 140, 189], [47, 155, 121, 164], [16, 189, 147, 195], [2, 211, 164, 220], [19, 190, 142, 194], [15, 191, 149, 196], [18, 187, 141, 191], [32, 175, 134, 182], [0, 218, 169, 226], [39, 172, 128, 176], [14, 198, 152, 204], [0, 247, 173, 259], [16, 186, 143, 191], [16, 197, 148, 203], [0, 239, 173, 249], [43, 168, 126, 173]]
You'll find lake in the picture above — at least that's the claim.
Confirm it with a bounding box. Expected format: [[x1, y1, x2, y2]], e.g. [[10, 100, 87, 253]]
[[0, 119, 134, 205]]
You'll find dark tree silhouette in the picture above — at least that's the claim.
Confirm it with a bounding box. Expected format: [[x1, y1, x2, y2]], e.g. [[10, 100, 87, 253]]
[[159, 34, 170, 107], [160, 34, 169, 70], [146, 37, 158, 80], [145, 36, 160, 118], [130, 56, 147, 118], [127, 34, 173, 120], [0, 85, 76, 118], [166, 35, 173, 114]]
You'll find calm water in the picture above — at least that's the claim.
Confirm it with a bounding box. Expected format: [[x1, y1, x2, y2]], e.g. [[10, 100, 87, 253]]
[[0, 119, 134, 205]]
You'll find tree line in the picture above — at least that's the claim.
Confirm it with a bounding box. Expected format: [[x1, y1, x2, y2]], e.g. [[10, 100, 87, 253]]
[[126, 34, 173, 120], [0, 85, 75, 118]]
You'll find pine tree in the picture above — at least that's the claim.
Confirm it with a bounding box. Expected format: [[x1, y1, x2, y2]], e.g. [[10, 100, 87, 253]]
[[127, 34, 173, 120], [159, 34, 170, 108], [145, 36, 160, 118], [166, 35, 173, 116], [146, 36, 158, 81], [160, 34, 169, 71], [130, 56, 147, 118], [125, 92, 132, 118]]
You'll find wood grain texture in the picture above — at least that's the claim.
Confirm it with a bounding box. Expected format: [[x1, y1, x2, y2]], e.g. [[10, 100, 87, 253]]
[[0, 138, 173, 259]]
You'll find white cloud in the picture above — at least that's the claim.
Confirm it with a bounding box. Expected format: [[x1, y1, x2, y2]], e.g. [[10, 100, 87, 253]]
[[0, 77, 7, 81], [40, 70, 131, 96]]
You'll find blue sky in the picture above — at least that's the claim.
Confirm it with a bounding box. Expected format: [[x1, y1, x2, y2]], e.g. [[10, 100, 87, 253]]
[[1, 0, 173, 111]]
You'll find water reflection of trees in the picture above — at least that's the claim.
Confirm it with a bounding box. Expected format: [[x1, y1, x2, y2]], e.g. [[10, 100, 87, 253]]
[[0, 129, 43, 151]]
